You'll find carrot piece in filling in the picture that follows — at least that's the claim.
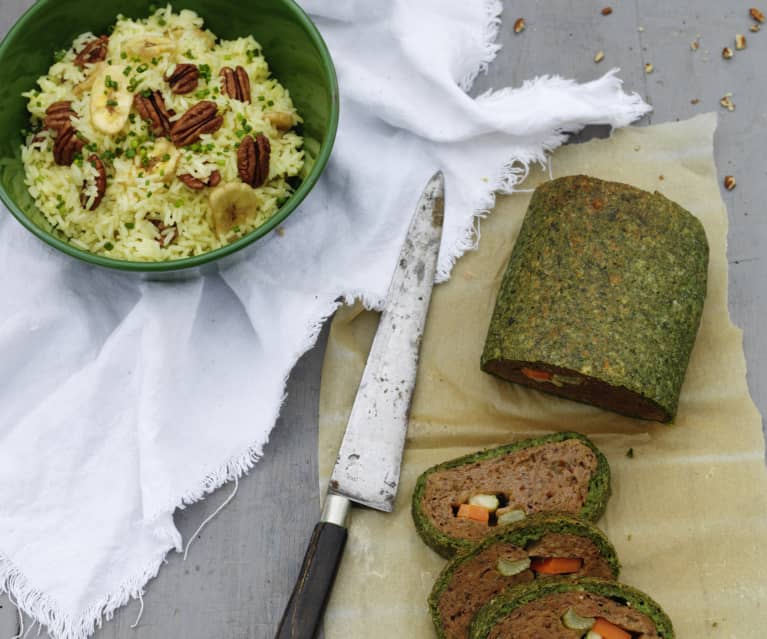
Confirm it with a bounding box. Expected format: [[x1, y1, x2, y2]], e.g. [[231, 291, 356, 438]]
[[591, 618, 632, 639], [529, 557, 583, 574], [520, 367, 553, 382], [456, 503, 490, 523]]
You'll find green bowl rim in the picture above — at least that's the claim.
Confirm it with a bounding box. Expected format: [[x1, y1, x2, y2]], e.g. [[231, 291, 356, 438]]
[[0, 0, 339, 272]]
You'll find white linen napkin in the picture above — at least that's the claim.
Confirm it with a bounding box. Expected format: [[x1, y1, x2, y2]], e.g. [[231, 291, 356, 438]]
[[0, 1, 650, 637]]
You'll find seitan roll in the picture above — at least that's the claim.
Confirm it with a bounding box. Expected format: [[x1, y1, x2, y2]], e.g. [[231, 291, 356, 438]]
[[430, 513, 619, 639], [469, 577, 675, 639], [481, 175, 708, 422], [411, 432, 610, 558]]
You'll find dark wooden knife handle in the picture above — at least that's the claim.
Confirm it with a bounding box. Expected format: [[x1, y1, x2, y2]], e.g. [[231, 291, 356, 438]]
[[275, 521, 348, 639]]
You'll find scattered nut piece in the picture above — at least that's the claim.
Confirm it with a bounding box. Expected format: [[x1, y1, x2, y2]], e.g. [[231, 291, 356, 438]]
[[658, 175, 665, 181], [722, 47, 734, 59], [750, 7, 765, 23], [736, 34, 747, 49], [691, 98, 700, 105], [513, 18, 525, 33], [690, 39, 700, 51], [720, 94, 735, 111], [644, 62, 654, 73], [275, 227, 285, 237], [750, 23, 761, 32], [724, 175, 736, 191], [594, 50, 605, 63], [601, 7, 613, 16]]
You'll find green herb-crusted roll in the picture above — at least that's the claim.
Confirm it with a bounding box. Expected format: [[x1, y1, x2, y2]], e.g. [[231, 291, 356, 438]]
[[469, 577, 675, 639], [481, 175, 708, 422], [411, 432, 611, 558], [429, 514, 619, 639]]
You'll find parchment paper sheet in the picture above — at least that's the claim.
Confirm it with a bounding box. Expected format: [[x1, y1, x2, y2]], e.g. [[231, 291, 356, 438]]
[[318, 113, 767, 638]]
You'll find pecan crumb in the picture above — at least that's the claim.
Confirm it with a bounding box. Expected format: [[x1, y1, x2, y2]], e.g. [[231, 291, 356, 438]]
[[513, 18, 525, 33], [691, 98, 700, 105], [644, 62, 654, 73], [601, 7, 613, 15], [720, 94, 735, 111], [750, 7, 765, 23], [690, 39, 700, 51], [750, 23, 761, 32], [724, 175, 736, 191], [722, 46, 734, 59], [594, 50, 605, 63], [736, 34, 747, 50]]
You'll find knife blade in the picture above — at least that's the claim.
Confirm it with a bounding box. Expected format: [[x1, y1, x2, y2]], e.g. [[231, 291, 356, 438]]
[[274, 171, 445, 639]]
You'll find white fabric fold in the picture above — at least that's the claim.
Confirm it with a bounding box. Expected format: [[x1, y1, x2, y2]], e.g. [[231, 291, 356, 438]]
[[0, 1, 650, 637]]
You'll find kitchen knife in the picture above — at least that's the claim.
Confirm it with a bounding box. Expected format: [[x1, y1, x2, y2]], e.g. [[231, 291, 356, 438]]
[[274, 171, 445, 639]]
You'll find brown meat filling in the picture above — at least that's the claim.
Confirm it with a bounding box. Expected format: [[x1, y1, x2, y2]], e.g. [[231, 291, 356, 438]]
[[486, 591, 660, 639], [483, 361, 668, 422], [423, 440, 598, 543], [438, 534, 613, 639]]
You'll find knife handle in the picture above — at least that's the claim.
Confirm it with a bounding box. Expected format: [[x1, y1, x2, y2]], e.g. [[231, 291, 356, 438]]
[[275, 495, 350, 639]]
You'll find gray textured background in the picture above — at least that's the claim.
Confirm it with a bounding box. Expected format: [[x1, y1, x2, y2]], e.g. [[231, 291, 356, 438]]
[[1, 1, 764, 637]]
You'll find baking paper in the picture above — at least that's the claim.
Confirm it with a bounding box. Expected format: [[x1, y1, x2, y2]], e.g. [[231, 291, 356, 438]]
[[318, 113, 767, 638]]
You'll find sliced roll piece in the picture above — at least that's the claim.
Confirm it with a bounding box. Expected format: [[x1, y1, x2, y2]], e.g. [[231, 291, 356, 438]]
[[411, 432, 611, 558], [430, 513, 619, 639], [469, 577, 674, 639]]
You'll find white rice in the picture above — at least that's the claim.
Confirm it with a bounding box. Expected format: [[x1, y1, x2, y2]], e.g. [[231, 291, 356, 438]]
[[21, 4, 304, 261]]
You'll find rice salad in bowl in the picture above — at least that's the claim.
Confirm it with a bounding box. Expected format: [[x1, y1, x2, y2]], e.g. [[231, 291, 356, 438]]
[[20, 5, 304, 261]]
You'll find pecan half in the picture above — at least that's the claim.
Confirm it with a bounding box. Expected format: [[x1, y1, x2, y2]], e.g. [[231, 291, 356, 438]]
[[44, 101, 77, 134], [53, 127, 85, 166], [178, 170, 221, 190], [74, 35, 109, 69], [220, 66, 251, 102], [149, 219, 179, 247], [165, 63, 199, 95], [170, 101, 223, 147], [80, 154, 107, 210], [237, 134, 270, 188], [133, 90, 172, 137]]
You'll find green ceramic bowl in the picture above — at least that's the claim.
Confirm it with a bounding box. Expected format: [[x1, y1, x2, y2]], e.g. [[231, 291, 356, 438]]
[[0, 0, 338, 275]]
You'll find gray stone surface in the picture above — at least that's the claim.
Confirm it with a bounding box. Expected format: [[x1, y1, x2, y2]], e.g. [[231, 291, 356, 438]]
[[0, 1, 764, 638]]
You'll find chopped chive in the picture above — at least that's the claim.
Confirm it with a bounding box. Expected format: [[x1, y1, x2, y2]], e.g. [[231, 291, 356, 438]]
[[125, 222, 135, 229], [104, 242, 114, 251]]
